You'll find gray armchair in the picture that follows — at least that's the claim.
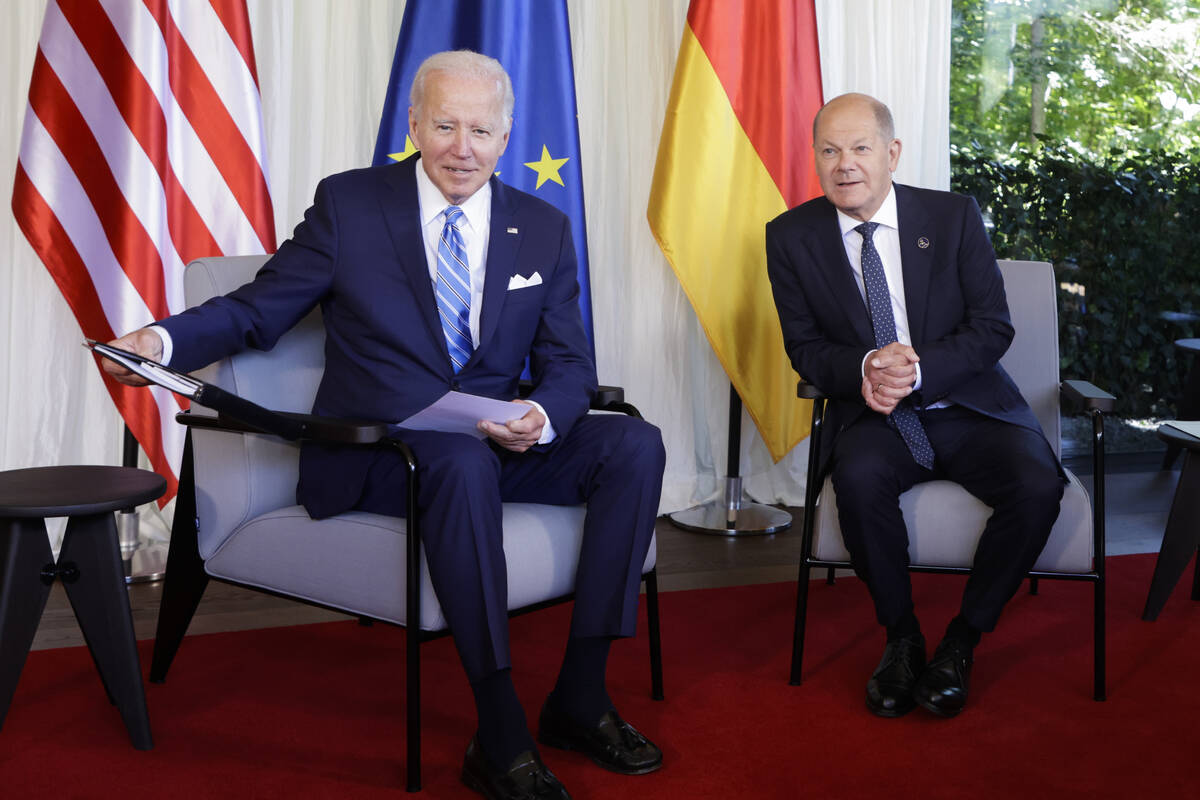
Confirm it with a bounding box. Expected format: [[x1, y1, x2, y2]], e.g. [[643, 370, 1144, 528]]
[[789, 260, 1114, 700], [149, 255, 663, 792]]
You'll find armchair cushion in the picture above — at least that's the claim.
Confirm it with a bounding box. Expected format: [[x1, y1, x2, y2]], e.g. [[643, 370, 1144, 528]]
[[205, 503, 656, 631], [811, 472, 1093, 572]]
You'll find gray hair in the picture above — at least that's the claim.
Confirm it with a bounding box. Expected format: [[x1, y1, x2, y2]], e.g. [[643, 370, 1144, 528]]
[[812, 93, 895, 142], [410, 50, 514, 122]]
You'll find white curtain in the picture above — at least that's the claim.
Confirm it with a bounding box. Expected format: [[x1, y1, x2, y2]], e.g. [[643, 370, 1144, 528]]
[[0, 0, 950, 547]]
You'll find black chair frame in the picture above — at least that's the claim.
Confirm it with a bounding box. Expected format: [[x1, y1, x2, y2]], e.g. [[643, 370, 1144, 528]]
[[789, 379, 1114, 702], [150, 387, 664, 793]]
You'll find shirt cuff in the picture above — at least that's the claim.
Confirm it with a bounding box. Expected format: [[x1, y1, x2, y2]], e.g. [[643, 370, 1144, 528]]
[[913, 362, 923, 391], [525, 399, 556, 444], [147, 325, 173, 365], [860, 349, 876, 377]]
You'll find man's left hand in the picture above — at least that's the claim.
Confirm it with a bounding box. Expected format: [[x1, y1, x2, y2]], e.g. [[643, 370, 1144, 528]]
[[478, 399, 545, 452]]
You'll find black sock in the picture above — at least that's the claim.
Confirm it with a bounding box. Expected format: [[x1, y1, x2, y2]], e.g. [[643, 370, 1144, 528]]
[[945, 615, 982, 648], [471, 669, 534, 770], [886, 611, 922, 643], [548, 635, 614, 725]]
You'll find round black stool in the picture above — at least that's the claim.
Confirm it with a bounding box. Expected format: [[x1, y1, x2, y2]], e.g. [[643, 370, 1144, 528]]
[[0, 466, 165, 750]]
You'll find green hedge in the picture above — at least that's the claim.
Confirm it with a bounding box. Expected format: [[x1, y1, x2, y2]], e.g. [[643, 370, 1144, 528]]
[[951, 144, 1200, 418]]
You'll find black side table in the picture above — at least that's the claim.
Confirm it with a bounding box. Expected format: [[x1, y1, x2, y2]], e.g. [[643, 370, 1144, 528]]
[[1143, 425, 1200, 621], [1163, 338, 1200, 469], [0, 466, 165, 749]]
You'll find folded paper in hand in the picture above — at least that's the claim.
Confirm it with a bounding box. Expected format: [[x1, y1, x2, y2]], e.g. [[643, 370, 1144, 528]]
[[396, 391, 531, 439]]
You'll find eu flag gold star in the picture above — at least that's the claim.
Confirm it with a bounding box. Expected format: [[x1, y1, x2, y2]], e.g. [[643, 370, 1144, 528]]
[[523, 145, 569, 189], [387, 136, 419, 162]]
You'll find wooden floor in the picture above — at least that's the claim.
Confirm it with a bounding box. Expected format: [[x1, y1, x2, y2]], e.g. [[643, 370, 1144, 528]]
[[30, 507, 807, 651]]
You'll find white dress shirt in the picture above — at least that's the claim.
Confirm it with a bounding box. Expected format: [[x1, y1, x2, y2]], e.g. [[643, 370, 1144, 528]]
[[838, 184, 938, 401]]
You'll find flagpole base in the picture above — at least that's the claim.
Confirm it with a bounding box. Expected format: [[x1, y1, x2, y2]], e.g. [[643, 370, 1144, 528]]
[[117, 509, 167, 584], [668, 477, 792, 536]]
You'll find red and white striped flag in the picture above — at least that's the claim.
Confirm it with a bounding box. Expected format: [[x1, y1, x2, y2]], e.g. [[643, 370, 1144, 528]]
[[12, 0, 276, 500]]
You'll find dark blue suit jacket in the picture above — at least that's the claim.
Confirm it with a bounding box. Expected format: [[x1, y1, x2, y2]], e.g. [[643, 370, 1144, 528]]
[[766, 184, 1042, 473], [161, 155, 598, 517]]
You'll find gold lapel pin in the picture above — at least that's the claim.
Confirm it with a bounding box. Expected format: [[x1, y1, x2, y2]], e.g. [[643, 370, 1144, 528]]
[[917, 236, 930, 249]]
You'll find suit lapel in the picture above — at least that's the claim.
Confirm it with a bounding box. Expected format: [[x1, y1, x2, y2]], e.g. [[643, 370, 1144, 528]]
[[810, 201, 875, 347], [477, 177, 519, 355], [895, 184, 933, 345], [381, 157, 446, 353]]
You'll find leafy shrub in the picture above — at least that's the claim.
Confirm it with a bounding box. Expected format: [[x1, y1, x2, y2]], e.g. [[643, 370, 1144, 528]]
[[953, 143, 1200, 418]]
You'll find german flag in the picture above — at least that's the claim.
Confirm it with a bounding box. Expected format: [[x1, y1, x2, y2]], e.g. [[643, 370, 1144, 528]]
[[648, 0, 823, 461]]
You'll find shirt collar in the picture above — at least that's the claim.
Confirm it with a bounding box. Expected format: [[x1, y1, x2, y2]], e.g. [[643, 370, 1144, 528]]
[[837, 183, 898, 238], [415, 157, 492, 233]]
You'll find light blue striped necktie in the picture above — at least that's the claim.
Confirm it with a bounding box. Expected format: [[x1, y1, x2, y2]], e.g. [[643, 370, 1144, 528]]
[[857, 221, 935, 469], [436, 206, 473, 372]]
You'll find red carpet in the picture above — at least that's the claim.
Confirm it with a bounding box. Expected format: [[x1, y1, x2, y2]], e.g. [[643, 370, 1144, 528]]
[[3, 554, 1198, 798]]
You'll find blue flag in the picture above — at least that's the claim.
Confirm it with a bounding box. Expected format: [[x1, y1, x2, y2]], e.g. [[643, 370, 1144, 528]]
[[373, 0, 594, 351]]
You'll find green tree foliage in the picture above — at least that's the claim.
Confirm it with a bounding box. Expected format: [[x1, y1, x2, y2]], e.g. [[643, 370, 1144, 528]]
[[951, 0, 1200, 418], [952, 0, 1200, 158]]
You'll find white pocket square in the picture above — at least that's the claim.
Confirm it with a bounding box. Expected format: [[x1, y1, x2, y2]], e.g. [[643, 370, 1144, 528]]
[[507, 271, 543, 290]]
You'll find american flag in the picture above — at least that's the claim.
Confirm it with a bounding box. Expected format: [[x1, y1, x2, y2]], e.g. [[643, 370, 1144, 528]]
[[12, 0, 275, 500]]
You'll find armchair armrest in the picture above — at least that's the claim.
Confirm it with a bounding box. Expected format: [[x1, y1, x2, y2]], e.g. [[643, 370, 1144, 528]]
[[178, 381, 641, 444], [1061, 380, 1116, 414], [797, 379, 825, 400], [516, 380, 638, 417], [176, 410, 390, 445]]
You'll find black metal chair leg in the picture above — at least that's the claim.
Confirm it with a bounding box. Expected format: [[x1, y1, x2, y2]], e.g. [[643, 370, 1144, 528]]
[[0, 519, 55, 730], [151, 437, 209, 683], [645, 568, 664, 701], [790, 559, 812, 686], [59, 512, 153, 750]]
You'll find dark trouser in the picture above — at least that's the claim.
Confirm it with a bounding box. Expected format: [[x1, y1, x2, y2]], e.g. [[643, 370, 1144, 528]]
[[830, 406, 1064, 633], [354, 414, 665, 681]]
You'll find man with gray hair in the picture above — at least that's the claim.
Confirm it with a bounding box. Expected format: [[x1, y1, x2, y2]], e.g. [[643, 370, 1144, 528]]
[[767, 93, 1063, 719], [105, 49, 664, 799]]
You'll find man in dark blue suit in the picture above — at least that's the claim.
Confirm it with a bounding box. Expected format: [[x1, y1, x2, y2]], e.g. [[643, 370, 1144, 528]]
[[106, 50, 664, 800], [766, 93, 1064, 719]]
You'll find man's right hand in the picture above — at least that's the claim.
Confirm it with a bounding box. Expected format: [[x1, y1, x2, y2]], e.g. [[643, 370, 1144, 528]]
[[101, 328, 164, 387], [862, 342, 919, 414]]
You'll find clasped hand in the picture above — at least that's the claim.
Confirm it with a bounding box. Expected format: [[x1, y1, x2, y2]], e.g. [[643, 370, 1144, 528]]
[[861, 342, 919, 414], [478, 400, 545, 453]]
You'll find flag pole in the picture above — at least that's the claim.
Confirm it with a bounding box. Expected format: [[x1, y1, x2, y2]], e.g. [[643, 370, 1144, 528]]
[[117, 425, 168, 583], [668, 383, 793, 536]]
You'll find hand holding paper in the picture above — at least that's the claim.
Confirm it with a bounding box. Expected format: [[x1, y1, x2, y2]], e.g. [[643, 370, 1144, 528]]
[[478, 400, 545, 452], [396, 391, 535, 443]]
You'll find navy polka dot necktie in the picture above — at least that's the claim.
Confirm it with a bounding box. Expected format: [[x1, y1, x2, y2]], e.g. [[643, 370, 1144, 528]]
[[856, 221, 935, 469]]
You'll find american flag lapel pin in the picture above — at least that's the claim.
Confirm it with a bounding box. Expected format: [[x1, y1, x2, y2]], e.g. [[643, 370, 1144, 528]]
[[507, 227, 519, 234]]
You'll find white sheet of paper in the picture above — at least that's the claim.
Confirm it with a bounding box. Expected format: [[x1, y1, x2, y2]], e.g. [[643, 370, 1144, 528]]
[[397, 391, 531, 438]]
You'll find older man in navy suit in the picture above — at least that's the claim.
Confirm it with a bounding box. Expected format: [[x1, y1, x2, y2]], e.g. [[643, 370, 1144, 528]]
[[766, 93, 1064, 719], [106, 50, 664, 800]]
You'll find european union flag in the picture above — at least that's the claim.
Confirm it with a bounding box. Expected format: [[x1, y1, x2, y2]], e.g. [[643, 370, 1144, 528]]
[[373, 0, 593, 351]]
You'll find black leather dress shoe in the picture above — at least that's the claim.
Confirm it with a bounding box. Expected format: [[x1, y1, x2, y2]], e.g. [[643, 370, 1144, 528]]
[[866, 634, 926, 717], [461, 737, 571, 800], [537, 702, 663, 775], [914, 637, 973, 717]]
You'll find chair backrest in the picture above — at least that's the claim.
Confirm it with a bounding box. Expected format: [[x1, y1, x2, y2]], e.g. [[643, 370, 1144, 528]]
[[996, 260, 1061, 459], [184, 255, 322, 559]]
